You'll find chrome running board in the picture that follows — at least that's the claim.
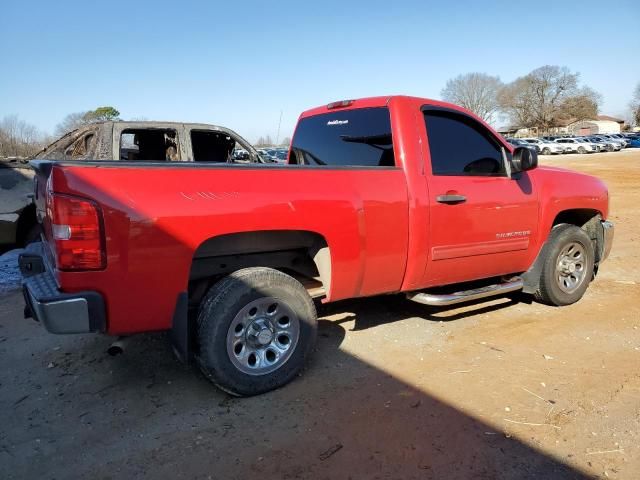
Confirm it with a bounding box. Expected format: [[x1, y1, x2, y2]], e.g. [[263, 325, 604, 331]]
[[406, 278, 523, 307]]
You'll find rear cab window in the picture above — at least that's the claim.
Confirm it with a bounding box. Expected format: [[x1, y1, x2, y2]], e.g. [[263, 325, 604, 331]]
[[290, 107, 395, 167]]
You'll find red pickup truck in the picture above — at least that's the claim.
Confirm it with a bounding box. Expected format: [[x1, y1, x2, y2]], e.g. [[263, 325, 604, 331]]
[[20, 96, 614, 395]]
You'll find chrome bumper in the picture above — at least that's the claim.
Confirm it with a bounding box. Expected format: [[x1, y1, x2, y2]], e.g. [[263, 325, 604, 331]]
[[600, 220, 614, 262], [20, 243, 105, 334]]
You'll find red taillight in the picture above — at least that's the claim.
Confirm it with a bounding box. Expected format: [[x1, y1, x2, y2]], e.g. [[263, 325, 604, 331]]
[[48, 193, 105, 271]]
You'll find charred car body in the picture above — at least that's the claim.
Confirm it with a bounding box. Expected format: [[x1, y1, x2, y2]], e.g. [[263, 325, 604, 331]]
[[0, 121, 267, 248]]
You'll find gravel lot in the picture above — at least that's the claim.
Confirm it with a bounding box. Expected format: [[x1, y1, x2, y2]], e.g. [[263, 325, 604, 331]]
[[1, 150, 639, 479]]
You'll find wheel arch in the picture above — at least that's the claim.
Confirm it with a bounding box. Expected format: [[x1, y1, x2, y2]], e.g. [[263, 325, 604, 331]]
[[187, 230, 331, 305], [174, 230, 330, 365], [16, 203, 39, 246], [522, 208, 603, 294]]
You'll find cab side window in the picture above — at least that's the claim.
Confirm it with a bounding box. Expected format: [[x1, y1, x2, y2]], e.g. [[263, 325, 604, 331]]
[[191, 130, 236, 162], [119, 129, 179, 161], [424, 110, 506, 176], [64, 133, 96, 160]]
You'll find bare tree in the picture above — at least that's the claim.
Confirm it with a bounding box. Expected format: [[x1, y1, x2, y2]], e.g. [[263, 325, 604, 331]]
[[630, 82, 640, 126], [0, 115, 49, 158], [55, 106, 121, 136], [55, 111, 90, 137], [441, 73, 504, 122], [499, 66, 599, 133], [255, 135, 274, 147], [559, 86, 601, 123]]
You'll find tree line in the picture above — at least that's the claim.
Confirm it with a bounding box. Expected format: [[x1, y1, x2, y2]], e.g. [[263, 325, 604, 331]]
[[3, 78, 640, 158], [442, 66, 638, 133], [255, 135, 291, 147]]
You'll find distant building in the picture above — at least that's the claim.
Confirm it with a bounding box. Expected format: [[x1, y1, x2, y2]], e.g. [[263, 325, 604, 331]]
[[496, 126, 537, 138], [499, 115, 626, 138], [567, 115, 624, 135]]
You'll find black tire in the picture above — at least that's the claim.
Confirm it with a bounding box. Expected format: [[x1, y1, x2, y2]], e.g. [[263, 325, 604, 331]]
[[196, 267, 317, 396], [534, 225, 595, 306], [577, 146, 586, 154], [542, 147, 551, 155]]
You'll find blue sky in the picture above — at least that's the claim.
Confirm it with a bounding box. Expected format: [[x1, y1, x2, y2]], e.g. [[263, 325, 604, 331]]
[[1, 0, 638, 142]]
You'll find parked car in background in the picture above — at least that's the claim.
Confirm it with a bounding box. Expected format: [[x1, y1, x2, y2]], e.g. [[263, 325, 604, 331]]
[[506, 138, 539, 153], [521, 138, 564, 155], [555, 137, 598, 153], [554, 138, 579, 153], [574, 137, 602, 152], [274, 149, 289, 163], [595, 134, 627, 149], [256, 149, 278, 162], [586, 136, 619, 152], [609, 133, 629, 145], [626, 136, 640, 148]]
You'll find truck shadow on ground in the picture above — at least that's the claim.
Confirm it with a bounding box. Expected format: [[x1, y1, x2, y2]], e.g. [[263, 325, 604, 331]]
[[0, 291, 588, 480], [318, 292, 528, 330]]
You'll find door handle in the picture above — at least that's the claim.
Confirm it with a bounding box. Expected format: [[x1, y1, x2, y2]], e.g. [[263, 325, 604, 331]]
[[436, 194, 466, 204]]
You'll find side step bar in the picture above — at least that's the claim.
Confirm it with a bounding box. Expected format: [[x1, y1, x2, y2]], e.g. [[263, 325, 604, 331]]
[[406, 278, 523, 307]]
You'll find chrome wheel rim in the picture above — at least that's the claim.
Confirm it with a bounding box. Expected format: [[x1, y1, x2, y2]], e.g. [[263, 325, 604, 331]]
[[555, 242, 587, 293], [226, 297, 300, 376]]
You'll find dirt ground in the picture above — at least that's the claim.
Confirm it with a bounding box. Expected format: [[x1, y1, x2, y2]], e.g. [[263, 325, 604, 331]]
[[1, 150, 639, 480]]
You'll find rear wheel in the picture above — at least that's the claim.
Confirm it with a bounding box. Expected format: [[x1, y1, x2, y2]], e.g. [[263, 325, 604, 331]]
[[542, 147, 551, 155], [577, 146, 586, 154], [534, 225, 595, 306], [197, 267, 317, 396]]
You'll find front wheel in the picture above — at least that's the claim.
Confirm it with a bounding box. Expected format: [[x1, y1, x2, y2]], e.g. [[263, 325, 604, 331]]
[[197, 267, 317, 396], [577, 146, 586, 154], [534, 225, 595, 306], [542, 147, 551, 155]]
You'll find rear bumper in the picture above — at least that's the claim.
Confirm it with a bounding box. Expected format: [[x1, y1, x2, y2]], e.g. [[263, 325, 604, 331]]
[[600, 220, 614, 263], [20, 243, 106, 334]]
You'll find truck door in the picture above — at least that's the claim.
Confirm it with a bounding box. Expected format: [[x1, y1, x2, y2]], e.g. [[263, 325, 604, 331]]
[[421, 107, 538, 286]]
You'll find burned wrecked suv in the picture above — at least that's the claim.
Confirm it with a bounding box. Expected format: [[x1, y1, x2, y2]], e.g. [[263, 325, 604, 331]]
[[1, 121, 266, 248]]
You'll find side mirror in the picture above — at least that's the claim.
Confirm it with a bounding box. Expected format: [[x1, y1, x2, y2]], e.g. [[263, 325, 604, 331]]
[[511, 146, 538, 173]]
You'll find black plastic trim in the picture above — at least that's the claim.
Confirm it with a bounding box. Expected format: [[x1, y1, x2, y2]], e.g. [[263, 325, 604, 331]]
[[170, 292, 191, 364], [30, 159, 399, 171]]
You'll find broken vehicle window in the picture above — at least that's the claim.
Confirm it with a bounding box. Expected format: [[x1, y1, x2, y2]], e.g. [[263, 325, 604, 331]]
[[120, 129, 179, 161], [64, 133, 96, 160], [190, 130, 237, 162]]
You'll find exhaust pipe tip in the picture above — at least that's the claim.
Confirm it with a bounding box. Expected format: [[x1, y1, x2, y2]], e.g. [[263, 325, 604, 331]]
[[107, 344, 124, 356], [107, 336, 129, 356]]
